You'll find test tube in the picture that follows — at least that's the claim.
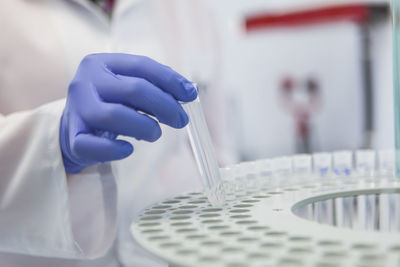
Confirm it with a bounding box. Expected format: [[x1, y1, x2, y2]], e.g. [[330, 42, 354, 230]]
[[392, 0, 400, 178], [379, 193, 390, 232], [357, 192, 367, 231], [355, 150, 375, 230], [182, 93, 225, 206], [333, 150, 353, 177], [293, 154, 312, 183], [255, 159, 272, 188], [378, 150, 395, 177], [272, 156, 292, 187], [220, 166, 234, 181], [312, 152, 332, 178], [219, 165, 236, 198], [365, 193, 378, 231], [355, 149, 376, 178], [242, 161, 259, 190], [257, 158, 273, 176], [390, 193, 400, 232]]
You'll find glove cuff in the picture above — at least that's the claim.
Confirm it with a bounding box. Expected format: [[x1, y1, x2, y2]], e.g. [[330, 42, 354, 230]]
[[59, 112, 86, 174]]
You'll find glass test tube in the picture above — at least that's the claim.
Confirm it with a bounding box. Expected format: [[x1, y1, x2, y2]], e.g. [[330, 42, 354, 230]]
[[272, 156, 292, 187], [378, 150, 395, 177], [182, 94, 225, 206], [355, 149, 376, 178], [333, 150, 353, 177], [242, 161, 259, 190], [293, 154, 312, 183], [312, 152, 332, 178], [393, 0, 400, 178]]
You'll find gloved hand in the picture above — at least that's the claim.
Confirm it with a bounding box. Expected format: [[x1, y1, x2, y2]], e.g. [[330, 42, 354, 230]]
[[60, 53, 197, 174]]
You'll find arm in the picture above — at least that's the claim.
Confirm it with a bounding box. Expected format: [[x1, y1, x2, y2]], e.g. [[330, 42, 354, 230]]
[[0, 53, 197, 259], [0, 100, 114, 259]]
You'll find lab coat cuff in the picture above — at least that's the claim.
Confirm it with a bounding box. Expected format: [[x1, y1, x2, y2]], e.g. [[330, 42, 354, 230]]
[[42, 99, 117, 259], [44, 99, 117, 259], [66, 164, 117, 259]]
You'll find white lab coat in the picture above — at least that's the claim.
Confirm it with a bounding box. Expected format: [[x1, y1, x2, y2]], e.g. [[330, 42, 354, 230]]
[[0, 0, 233, 266]]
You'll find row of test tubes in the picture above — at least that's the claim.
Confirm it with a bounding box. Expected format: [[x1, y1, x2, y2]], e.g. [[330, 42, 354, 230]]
[[220, 150, 400, 232], [220, 149, 396, 194], [294, 192, 400, 232]]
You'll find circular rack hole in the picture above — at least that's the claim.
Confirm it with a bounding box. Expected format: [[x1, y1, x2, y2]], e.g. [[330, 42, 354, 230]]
[[352, 243, 377, 250], [288, 236, 312, 242], [233, 204, 254, 208], [140, 215, 162, 221], [359, 253, 385, 261], [198, 256, 220, 262], [208, 225, 230, 231], [248, 226, 269, 231], [170, 222, 192, 227], [186, 234, 207, 240], [176, 228, 198, 233], [201, 219, 223, 224], [279, 257, 303, 266], [170, 216, 191, 221], [145, 210, 166, 215], [199, 213, 221, 218], [253, 194, 270, 199], [188, 200, 206, 204], [236, 220, 257, 225], [175, 196, 191, 200], [172, 210, 194, 215], [260, 242, 284, 249], [202, 208, 223, 212], [247, 252, 270, 259], [138, 222, 160, 227], [268, 191, 283, 195], [314, 262, 341, 267], [230, 215, 251, 219], [317, 240, 342, 247], [220, 231, 241, 237], [163, 200, 180, 204], [229, 209, 250, 213], [179, 205, 197, 209], [226, 263, 247, 267], [189, 192, 203, 196], [152, 205, 171, 209], [389, 245, 400, 252], [148, 235, 170, 241], [265, 231, 288, 237], [241, 199, 260, 203], [141, 229, 163, 234], [221, 247, 242, 253], [237, 237, 259, 243], [160, 242, 180, 248], [284, 188, 299, 191], [201, 240, 222, 246], [176, 249, 197, 255], [289, 247, 313, 254], [323, 251, 348, 259]]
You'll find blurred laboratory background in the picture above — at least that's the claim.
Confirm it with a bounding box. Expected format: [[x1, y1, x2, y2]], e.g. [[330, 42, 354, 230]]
[[192, 0, 393, 163]]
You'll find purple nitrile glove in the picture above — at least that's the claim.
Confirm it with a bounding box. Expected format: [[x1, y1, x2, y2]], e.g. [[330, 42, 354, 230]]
[[60, 53, 197, 174]]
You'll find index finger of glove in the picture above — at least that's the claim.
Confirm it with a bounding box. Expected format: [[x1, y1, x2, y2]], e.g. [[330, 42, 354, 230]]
[[95, 53, 197, 102]]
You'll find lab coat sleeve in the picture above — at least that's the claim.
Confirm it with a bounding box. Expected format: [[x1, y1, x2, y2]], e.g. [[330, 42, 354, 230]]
[[0, 99, 117, 259]]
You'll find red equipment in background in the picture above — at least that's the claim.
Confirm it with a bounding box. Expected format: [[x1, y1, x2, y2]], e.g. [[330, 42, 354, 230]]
[[244, 3, 388, 152]]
